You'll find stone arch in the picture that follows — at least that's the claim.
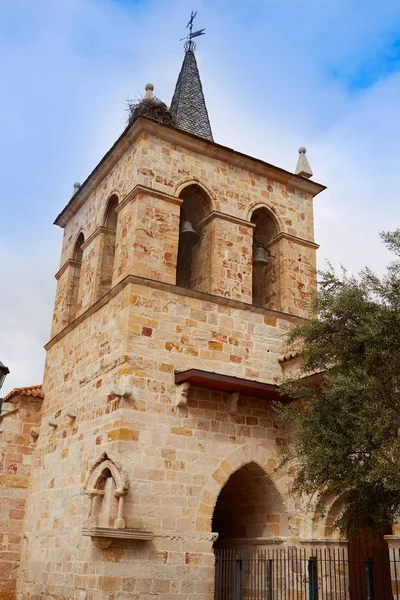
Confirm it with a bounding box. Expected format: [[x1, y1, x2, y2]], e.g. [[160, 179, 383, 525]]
[[69, 232, 85, 322], [246, 202, 283, 232], [84, 452, 128, 497], [176, 182, 213, 292], [308, 491, 348, 540], [249, 205, 282, 310], [212, 461, 289, 547], [70, 229, 86, 260], [98, 194, 119, 297], [84, 453, 129, 529], [101, 192, 119, 228], [197, 444, 290, 534], [174, 178, 220, 212]]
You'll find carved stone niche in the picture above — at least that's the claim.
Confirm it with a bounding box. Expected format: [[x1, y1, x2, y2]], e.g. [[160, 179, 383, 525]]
[[82, 452, 153, 548]]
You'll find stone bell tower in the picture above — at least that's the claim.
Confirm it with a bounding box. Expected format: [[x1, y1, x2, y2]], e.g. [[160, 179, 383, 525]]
[[17, 35, 325, 600]]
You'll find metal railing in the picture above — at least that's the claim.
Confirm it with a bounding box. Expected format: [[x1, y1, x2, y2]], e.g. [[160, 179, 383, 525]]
[[215, 546, 398, 600]]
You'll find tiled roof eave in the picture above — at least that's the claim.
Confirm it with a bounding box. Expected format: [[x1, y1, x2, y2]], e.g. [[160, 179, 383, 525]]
[[3, 385, 44, 403]]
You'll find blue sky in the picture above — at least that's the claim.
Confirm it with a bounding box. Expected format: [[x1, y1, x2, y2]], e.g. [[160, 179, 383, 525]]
[[2, 0, 400, 395]]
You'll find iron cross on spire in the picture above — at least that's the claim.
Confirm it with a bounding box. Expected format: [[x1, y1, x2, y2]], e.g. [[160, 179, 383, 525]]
[[180, 10, 205, 51]]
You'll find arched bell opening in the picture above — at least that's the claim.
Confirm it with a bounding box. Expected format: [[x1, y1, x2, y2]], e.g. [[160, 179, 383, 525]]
[[250, 208, 279, 309], [212, 462, 288, 551], [176, 184, 211, 292], [69, 232, 85, 322], [99, 194, 118, 297]]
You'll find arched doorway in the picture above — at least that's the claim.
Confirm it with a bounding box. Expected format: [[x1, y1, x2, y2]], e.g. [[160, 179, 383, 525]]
[[212, 462, 288, 549], [212, 462, 288, 600]]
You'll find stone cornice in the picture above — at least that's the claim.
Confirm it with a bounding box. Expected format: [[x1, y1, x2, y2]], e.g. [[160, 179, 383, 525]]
[[115, 184, 183, 214], [81, 226, 115, 251], [54, 117, 326, 228], [384, 535, 400, 548], [54, 258, 79, 281], [268, 232, 319, 250], [45, 274, 302, 350], [299, 538, 348, 546], [198, 210, 256, 229]]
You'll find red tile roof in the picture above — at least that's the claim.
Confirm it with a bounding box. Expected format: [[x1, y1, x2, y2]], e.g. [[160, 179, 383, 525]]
[[3, 385, 44, 402]]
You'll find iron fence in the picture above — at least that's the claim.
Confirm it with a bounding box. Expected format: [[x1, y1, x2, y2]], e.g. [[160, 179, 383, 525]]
[[215, 546, 400, 600]]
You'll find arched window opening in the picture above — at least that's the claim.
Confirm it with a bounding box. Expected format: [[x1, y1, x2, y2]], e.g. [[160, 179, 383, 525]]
[[99, 195, 118, 296], [90, 467, 119, 528], [69, 232, 84, 322], [251, 208, 278, 309], [176, 185, 211, 292], [212, 462, 288, 550], [84, 453, 129, 530]]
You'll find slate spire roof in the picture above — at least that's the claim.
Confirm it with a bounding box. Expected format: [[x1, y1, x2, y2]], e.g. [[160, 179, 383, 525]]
[[170, 47, 214, 142]]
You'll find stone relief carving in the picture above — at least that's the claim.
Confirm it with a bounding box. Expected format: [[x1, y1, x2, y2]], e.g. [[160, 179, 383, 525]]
[[84, 452, 129, 529]]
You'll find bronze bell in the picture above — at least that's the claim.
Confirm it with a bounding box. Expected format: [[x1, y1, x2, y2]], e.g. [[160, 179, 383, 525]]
[[180, 220, 200, 246], [253, 245, 269, 267]]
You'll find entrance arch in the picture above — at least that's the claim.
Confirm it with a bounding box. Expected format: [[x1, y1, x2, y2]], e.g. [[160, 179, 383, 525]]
[[212, 461, 288, 549], [311, 492, 393, 600]]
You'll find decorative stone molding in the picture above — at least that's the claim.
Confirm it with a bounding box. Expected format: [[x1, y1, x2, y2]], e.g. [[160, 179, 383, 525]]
[[220, 537, 285, 546], [84, 453, 129, 532], [54, 258, 80, 281], [80, 226, 115, 251], [384, 535, 400, 549], [45, 274, 301, 350], [299, 538, 348, 546], [269, 231, 319, 250], [198, 211, 256, 229], [85, 452, 129, 498], [199, 444, 290, 534], [115, 184, 183, 215], [110, 384, 134, 401], [109, 375, 137, 403], [82, 526, 153, 548], [176, 382, 191, 408]]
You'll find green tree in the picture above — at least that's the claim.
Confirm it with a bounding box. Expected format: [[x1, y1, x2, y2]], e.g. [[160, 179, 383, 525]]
[[279, 230, 400, 536]]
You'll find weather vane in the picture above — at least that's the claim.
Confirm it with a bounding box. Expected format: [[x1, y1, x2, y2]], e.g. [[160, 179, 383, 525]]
[[180, 10, 205, 51]]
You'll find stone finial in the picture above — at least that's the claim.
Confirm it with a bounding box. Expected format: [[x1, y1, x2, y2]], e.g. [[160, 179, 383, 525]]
[[72, 182, 81, 197], [295, 147, 313, 179], [144, 83, 154, 100]]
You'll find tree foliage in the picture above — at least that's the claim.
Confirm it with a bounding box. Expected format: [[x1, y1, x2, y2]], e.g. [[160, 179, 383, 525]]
[[279, 230, 400, 536]]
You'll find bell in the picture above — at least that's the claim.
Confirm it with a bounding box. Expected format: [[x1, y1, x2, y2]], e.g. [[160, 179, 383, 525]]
[[180, 220, 200, 247], [253, 245, 269, 267]]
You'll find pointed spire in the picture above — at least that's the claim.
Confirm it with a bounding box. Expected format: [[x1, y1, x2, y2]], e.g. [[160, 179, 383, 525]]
[[170, 48, 213, 142], [295, 147, 313, 178]]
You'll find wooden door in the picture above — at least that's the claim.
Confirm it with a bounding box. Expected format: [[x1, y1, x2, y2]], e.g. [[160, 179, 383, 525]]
[[348, 526, 392, 600]]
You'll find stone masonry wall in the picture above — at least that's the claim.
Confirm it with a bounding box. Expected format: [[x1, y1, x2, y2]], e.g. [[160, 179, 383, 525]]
[[19, 120, 322, 600], [0, 397, 42, 600], [16, 281, 304, 600], [51, 125, 318, 338]]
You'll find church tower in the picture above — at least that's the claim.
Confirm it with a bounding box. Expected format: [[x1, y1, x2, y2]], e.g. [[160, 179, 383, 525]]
[[16, 32, 325, 600]]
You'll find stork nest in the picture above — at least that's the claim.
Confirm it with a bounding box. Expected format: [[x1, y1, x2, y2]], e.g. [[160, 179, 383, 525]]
[[127, 97, 176, 127]]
